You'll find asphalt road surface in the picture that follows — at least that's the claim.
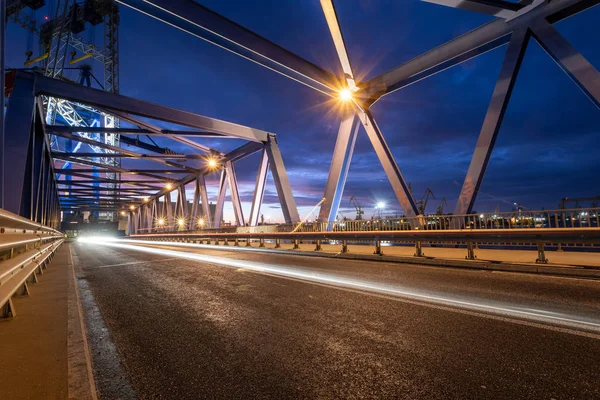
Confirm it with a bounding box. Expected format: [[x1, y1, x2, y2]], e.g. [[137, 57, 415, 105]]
[[71, 239, 600, 399]]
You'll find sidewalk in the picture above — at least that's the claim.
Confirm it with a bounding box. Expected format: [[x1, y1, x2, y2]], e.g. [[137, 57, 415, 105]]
[[0, 243, 96, 400]]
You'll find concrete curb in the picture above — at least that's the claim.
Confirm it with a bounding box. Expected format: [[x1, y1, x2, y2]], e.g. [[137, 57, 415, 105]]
[[67, 245, 98, 400], [161, 241, 600, 280]]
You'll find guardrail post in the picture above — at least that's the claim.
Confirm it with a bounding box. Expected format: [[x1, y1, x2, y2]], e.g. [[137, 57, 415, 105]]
[[14, 282, 30, 296], [234, 238, 239, 246], [223, 238, 229, 246], [414, 241, 424, 257], [466, 241, 476, 260], [315, 240, 322, 251], [557, 243, 563, 252], [341, 240, 348, 253], [374, 240, 383, 255], [259, 238, 265, 248], [536, 242, 548, 264], [246, 239, 252, 247], [26, 271, 38, 284], [214, 238, 220, 245], [1, 299, 16, 319], [275, 239, 281, 248], [293, 239, 300, 250]]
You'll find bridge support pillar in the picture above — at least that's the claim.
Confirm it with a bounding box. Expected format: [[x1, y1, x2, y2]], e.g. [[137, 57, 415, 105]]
[[374, 240, 383, 256], [536, 242, 548, 264], [466, 241, 476, 260], [414, 241, 424, 257]]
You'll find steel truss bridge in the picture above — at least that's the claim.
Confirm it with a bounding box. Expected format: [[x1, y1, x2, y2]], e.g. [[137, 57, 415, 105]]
[[0, 0, 598, 238]]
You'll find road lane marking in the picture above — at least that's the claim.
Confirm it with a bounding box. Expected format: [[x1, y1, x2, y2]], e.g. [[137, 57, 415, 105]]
[[78, 239, 600, 338], [83, 257, 181, 270]]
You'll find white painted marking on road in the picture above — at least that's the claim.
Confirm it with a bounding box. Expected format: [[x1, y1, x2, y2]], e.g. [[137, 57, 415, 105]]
[[84, 257, 181, 270], [79, 238, 600, 338]]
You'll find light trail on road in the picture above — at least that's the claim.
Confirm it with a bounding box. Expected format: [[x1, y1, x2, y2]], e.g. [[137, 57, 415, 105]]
[[78, 237, 600, 337]]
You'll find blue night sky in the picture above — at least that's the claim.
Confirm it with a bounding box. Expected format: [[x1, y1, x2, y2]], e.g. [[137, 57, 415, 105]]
[[5, 1, 600, 223]]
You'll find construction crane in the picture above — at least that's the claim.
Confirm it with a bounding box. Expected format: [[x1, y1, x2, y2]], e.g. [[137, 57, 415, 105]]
[[417, 188, 435, 215], [349, 196, 364, 220], [435, 198, 447, 215], [559, 196, 600, 209]]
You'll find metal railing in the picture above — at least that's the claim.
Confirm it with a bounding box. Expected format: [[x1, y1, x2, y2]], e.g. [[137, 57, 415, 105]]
[[137, 207, 599, 234], [130, 227, 600, 265], [0, 209, 64, 319]]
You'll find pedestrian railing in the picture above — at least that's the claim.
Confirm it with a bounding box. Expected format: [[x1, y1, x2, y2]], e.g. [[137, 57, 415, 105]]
[[0, 209, 64, 319], [137, 207, 600, 235], [130, 227, 600, 265]]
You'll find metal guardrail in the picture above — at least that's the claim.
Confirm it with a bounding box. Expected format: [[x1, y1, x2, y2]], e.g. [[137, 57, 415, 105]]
[[130, 227, 600, 265], [0, 209, 64, 319]]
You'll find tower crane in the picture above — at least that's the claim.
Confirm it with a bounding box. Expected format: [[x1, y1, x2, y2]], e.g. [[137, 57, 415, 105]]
[[349, 196, 364, 220], [417, 188, 435, 215], [436, 198, 447, 215]]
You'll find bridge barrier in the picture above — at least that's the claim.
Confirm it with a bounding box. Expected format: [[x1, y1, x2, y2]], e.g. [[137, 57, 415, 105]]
[[0, 209, 64, 319], [130, 227, 600, 265]]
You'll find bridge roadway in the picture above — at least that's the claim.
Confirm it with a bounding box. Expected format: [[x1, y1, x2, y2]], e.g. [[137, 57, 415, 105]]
[[71, 239, 600, 399]]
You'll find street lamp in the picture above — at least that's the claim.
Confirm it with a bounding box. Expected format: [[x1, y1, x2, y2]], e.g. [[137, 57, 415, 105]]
[[376, 201, 386, 219], [157, 218, 165, 226], [339, 88, 352, 101], [198, 217, 205, 227], [177, 218, 185, 227], [129, 205, 135, 211], [165, 182, 173, 191]]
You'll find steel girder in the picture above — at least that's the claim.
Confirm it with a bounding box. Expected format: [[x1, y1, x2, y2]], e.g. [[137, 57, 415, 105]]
[[116, 0, 341, 97], [112, 0, 597, 224], [455, 29, 530, 215], [249, 149, 270, 227], [318, 113, 360, 223], [3, 73, 299, 232], [15, 71, 271, 142]]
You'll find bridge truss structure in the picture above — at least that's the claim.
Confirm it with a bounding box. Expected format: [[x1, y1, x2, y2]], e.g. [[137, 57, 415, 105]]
[[1, 71, 300, 232], [114, 0, 599, 224], [1, 0, 599, 233]]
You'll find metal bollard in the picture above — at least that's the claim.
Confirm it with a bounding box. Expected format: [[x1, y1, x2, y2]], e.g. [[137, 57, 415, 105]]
[[374, 240, 383, 255], [466, 241, 476, 260], [414, 241, 424, 257], [536, 242, 548, 264], [315, 240, 322, 251], [275, 239, 281, 248], [341, 240, 348, 253], [293, 239, 300, 250]]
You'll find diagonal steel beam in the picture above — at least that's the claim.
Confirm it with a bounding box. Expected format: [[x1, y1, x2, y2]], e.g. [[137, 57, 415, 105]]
[[363, 0, 600, 103], [117, 0, 340, 97], [422, 0, 523, 18], [356, 108, 419, 217], [318, 113, 360, 223], [455, 29, 530, 215], [320, 0, 357, 90], [18, 71, 271, 142], [529, 19, 600, 109]]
